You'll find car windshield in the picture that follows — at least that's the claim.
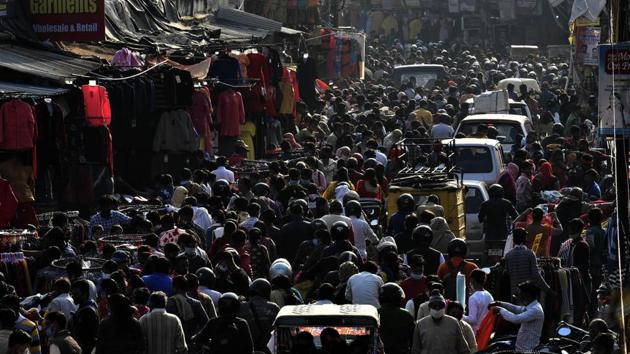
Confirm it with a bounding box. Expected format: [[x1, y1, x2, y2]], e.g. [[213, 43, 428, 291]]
[[453, 146, 493, 173], [465, 186, 485, 214], [509, 105, 528, 117], [458, 122, 520, 144], [400, 72, 438, 87]]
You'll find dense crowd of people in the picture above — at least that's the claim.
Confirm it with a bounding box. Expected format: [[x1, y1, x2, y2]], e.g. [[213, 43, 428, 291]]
[[0, 35, 623, 354]]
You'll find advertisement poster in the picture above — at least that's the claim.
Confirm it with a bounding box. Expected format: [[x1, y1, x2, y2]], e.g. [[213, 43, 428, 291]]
[[598, 43, 630, 136], [28, 0, 105, 41], [0, 0, 14, 17], [576, 27, 601, 66]]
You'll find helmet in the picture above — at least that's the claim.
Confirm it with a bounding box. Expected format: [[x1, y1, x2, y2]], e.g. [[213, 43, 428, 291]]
[[212, 180, 230, 195], [269, 258, 293, 281], [195, 267, 215, 287], [412, 225, 433, 244], [488, 184, 504, 198], [217, 292, 240, 317], [331, 221, 350, 241], [248, 278, 272, 299], [339, 251, 358, 264], [345, 200, 362, 217], [312, 219, 328, 231], [527, 71, 537, 79], [447, 238, 467, 257], [343, 191, 361, 205], [397, 194, 415, 211], [252, 182, 270, 197], [380, 283, 405, 305]]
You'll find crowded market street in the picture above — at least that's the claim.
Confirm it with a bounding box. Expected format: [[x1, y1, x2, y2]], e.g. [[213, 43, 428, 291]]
[[0, 0, 629, 353]]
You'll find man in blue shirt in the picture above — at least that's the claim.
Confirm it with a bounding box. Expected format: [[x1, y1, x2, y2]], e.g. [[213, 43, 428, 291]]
[[142, 257, 173, 296], [88, 195, 131, 238]]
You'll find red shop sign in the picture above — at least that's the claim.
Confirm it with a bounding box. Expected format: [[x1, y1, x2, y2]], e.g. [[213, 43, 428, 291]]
[[28, 0, 105, 41], [603, 49, 630, 75]]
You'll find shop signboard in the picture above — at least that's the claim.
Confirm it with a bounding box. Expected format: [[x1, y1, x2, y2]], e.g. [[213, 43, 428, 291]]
[[28, 0, 105, 41], [459, 0, 475, 12], [576, 26, 601, 66], [0, 0, 14, 17], [448, 0, 459, 13], [598, 43, 630, 136]]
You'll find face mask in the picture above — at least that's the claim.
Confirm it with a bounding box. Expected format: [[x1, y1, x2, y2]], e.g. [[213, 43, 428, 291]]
[[217, 263, 229, 273], [312, 238, 320, 247], [184, 247, 196, 256], [101, 273, 110, 280], [410, 272, 423, 280], [430, 308, 445, 319], [45, 327, 55, 338]]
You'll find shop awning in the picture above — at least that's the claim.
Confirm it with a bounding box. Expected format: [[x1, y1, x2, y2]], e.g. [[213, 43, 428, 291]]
[[0, 81, 69, 97], [0, 44, 102, 83], [214, 7, 303, 36]]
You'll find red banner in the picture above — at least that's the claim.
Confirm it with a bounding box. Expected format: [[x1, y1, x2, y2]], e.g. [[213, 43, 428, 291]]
[[28, 0, 105, 41]]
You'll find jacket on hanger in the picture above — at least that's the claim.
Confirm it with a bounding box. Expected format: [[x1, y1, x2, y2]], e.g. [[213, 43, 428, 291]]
[[216, 89, 245, 137], [152, 110, 198, 152], [187, 89, 213, 153], [0, 100, 38, 150], [81, 85, 112, 126]]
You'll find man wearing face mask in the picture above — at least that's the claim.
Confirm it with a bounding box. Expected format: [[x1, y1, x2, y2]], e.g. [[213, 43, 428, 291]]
[[400, 255, 427, 304], [411, 290, 470, 354], [491, 281, 545, 351], [177, 234, 210, 273]]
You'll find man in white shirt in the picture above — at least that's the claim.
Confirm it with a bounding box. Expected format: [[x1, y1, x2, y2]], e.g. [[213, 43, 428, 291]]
[[211, 156, 234, 183], [46, 279, 77, 322], [319, 200, 353, 232], [463, 269, 494, 332], [140, 292, 188, 354], [345, 261, 384, 308], [346, 200, 379, 260]]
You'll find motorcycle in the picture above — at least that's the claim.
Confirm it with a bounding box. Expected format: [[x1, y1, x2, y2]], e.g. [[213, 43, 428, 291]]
[[477, 322, 591, 354]]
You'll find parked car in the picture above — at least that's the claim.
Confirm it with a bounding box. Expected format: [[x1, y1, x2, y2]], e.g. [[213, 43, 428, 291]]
[[462, 180, 489, 262], [442, 138, 506, 186], [465, 97, 533, 122], [454, 114, 533, 155]]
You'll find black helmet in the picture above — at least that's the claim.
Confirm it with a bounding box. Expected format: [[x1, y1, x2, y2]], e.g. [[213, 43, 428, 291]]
[[339, 251, 358, 264], [447, 238, 467, 257], [312, 219, 328, 231], [397, 193, 415, 211], [248, 278, 272, 300], [212, 180, 230, 195], [195, 267, 215, 287], [380, 282, 405, 305], [345, 200, 362, 217], [252, 182, 270, 197], [412, 225, 433, 244], [488, 184, 504, 199], [331, 221, 350, 241], [217, 292, 240, 317], [342, 191, 360, 205]]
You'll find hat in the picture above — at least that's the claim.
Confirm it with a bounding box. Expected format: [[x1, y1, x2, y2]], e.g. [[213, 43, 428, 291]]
[[428, 290, 446, 306], [235, 140, 250, 151]]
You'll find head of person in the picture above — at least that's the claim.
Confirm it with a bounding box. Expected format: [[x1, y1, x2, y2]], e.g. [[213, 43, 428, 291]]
[[513, 227, 527, 246], [44, 311, 66, 338], [248, 278, 272, 300], [470, 269, 486, 290], [148, 291, 167, 310], [362, 261, 379, 275], [569, 218, 585, 238], [517, 281, 540, 305], [447, 238, 467, 258], [588, 318, 609, 340], [408, 254, 425, 279], [99, 195, 116, 217], [196, 267, 216, 289], [315, 283, 335, 303], [379, 283, 404, 306], [412, 225, 433, 249], [70, 279, 91, 306], [428, 290, 446, 320], [52, 278, 71, 297], [588, 208, 603, 226], [7, 329, 31, 354], [217, 292, 240, 318], [397, 193, 416, 213], [592, 333, 615, 354], [532, 207, 544, 223], [446, 301, 464, 320]]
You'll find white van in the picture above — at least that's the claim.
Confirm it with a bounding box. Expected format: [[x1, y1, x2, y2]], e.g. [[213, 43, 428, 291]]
[[464, 97, 533, 122], [463, 180, 489, 261], [454, 114, 533, 154], [441, 138, 506, 186]]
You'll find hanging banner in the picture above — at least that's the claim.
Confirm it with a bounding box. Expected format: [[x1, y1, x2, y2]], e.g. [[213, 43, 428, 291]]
[[598, 43, 630, 136], [459, 0, 475, 12], [576, 26, 601, 66], [448, 0, 459, 13], [28, 0, 105, 41]]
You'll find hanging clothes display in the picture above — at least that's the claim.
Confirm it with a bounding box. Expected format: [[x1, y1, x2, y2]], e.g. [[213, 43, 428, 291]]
[[216, 88, 245, 156], [111, 48, 144, 68], [187, 88, 214, 154], [0, 179, 17, 228], [209, 54, 242, 83], [81, 84, 112, 127], [0, 99, 38, 150], [0, 252, 32, 297], [297, 56, 318, 109], [34, 100, 66, 202], [152, 110, 199, 153]]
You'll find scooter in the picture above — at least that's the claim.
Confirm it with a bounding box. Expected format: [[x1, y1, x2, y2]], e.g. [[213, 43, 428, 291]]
[[477, 322, 589, 354]]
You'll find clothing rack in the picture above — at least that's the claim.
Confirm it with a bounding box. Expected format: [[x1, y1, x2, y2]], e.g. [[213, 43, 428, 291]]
[[72, 60, 169, 81], [36, 211, 80, 223], [538, 256, 562, 268], [0, 252, 25, 264]]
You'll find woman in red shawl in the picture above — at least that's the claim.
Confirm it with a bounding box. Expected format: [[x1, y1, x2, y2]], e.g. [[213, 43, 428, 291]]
[[533, 161, 559, 192], [356, 168, 384, 201], [283, 133, 302, 150], [496, 162, 519, 204]]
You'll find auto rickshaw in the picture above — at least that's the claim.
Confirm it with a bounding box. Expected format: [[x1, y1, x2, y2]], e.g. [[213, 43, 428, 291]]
[[386, 138, 466, 238], [271, 304, 380, 354]]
